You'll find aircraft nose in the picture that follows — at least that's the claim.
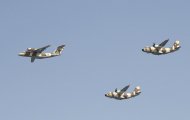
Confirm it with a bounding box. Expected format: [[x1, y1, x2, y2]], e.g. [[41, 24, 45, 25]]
[[105, 94, 107, 96], [18, 52, 24, 56], [142, 49, 144, 51]]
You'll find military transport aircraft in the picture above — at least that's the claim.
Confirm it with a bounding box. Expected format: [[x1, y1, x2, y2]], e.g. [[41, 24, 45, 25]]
[[142, 39, 180, 55], [18, 44, 65, 62], [105, 84, 141, 100]]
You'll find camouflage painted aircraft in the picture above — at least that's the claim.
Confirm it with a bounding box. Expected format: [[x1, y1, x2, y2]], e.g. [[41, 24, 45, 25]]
[[105, 84, 141, 100], [142, 39, 180, 55], [18, 44, 65, 62]]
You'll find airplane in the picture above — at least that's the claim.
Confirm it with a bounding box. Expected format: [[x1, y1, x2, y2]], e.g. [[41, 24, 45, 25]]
[[105, 84, 141, 100], [18, 44, 65, 62], [142, 39, 181, 55]]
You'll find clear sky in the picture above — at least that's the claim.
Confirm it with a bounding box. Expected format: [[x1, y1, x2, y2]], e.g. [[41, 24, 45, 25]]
[[0, 0, 190, 120]]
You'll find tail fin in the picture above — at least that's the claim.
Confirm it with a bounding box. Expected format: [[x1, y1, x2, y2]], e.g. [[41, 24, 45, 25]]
[[131, 86, 141, 96], [172, 40, 180, 50], [53, 45, 65, 55]]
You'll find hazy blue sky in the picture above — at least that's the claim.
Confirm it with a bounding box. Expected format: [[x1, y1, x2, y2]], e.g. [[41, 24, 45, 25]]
[[0, 0, 190, 120]]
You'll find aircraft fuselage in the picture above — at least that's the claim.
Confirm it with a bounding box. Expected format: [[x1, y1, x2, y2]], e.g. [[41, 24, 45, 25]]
[[105, 92, 141, 100], [142, 46, 180, 55], [18, 52, 58, 59]]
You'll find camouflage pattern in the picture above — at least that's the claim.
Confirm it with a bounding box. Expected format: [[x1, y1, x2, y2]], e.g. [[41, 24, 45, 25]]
[[18, 44, 65, 62], [142, 40, 180, 55], [105, 86, 141, 100]]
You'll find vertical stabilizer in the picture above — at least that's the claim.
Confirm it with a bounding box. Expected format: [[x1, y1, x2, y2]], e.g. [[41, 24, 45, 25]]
[[131, 86, 141, 96], [53, 45, 65, 55], [171, 40, 180, 50]]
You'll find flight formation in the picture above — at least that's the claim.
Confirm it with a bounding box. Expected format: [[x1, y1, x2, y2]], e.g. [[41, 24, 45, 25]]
[[18, 39, 181, 100]]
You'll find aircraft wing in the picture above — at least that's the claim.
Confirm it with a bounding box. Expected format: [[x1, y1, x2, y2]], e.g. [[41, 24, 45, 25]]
[[34, 45, 51, 53], [159, 39, 169, 47], [120, 84, 130, 93], [116, 84, 130, 97]]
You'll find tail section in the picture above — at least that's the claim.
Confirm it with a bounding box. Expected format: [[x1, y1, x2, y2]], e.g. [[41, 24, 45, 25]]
[[53, 45, 65, 55], [172, 40, 180, 50], [131, 86, 141, 96]]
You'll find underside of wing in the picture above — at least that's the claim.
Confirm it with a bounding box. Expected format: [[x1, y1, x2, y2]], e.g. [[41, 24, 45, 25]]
[[159, 39, 169, 47], [117, 84, 130, 96], [120, 84, 130, 93], [35, 45, 51, 53]]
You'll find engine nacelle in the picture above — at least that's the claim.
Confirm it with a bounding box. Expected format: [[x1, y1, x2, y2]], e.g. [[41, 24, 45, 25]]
[[115, 88, 120, 93], [27, 48, 35, 51]]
